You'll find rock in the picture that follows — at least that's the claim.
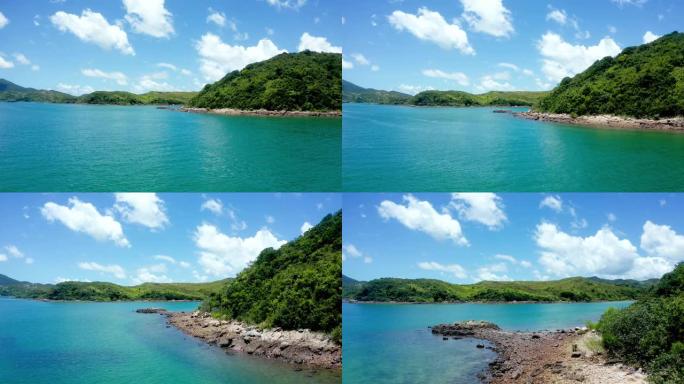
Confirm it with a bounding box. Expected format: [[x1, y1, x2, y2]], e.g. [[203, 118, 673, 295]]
[[531, 334, 540, 339], [135, 308, 167, 314], [571, 352, 582, 358], [476, 344, 485, 349]]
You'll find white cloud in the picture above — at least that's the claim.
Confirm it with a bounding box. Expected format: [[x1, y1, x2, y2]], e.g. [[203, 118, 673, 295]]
[[342, 59, 353, 69], [418, 261, 467, 279], [0, 11, 8, 29], [498, 62, 519, 71], [534, 222, 673, 279], [123, 0, 174, 38], [4, 245, 24, 258], [133, 263, 171, 284], [56, 83, 95, 96], [607, 213, 617, 222], [78, 262, 126, 279], [298, 32, 342, 53], [351, 53, 370, 66], [378, 195, 468, 246], [396, 84, 435, 95], [207, 9, 226, 27], [81, 68, 128, 85], [193, 224, 286, 276], [157, 62, 177, 71], [134, 73, 177, 92], [643, 31, 661, 44], [153, 255, 176, 264], [0, 254, 6, 262], [42, 198, 130, 247], [179, 261, 191, 268], [13, 53, 30, 65], [494, 254, 516, 263], [540, 195, 563, 212], [25, 257, 34, 265], [195, 33, 286, 81], [449, 193, 507, 230], [520, 260, 533, 268], [265, 215, 275, 224], [476, 263, 511, 281], [546, 9, 567, 25], [55, 277, 91, 283], [300, 221, 313, 234], [114, 193, 169, 230], [477, 72, 514, 91], [460, 0, 514, 38], [422, 69, 469, 86], [50, 10, 134, 55], [537, 32, 621, 83], [201, 198, 223, 215], [640, 221, 684, 263], [0, 55, 14, 69], [388, 8, 474, 54], [266, 0, 307, 10], [180, 68, 192, 76], [371, 65, 380, 72], [522, 69, 534, 76], [611, 0, 647, 6], [343, 244, 362, 261]]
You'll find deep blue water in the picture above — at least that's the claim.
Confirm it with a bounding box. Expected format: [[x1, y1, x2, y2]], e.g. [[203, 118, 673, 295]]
[[342, 301, 631, 384], [0, 298, 339, 383]]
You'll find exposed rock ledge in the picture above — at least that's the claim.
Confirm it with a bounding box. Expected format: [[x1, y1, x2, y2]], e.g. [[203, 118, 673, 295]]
[[139, 310, 340, 369], [180, 107, 341, 117], [515, 112, 684, 132], [431, 321, 647, 384]]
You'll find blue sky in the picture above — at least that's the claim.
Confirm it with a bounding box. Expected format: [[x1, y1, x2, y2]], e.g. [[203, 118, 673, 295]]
[[0, 193, 341, 284], [341, 0, 682, 94], [343, 193, 684, 283], [0, 0, 343, 94]]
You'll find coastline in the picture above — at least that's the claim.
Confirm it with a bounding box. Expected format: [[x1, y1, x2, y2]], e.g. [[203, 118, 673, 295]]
[[180, 107, 342, 117], [343, 299, 633, 305], [515, 111, 684, 132], [141, 309, 341, 370], [431, 321, 647, 384]]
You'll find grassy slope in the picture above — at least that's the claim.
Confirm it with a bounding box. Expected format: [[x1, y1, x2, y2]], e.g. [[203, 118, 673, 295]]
[[342, 80, 549, 107], [202, 211, 341, 337], [343, 275, 650, 303], [0, 278, 230, 301], [538, 31, 684, 118], [189, 51, 342, 111]]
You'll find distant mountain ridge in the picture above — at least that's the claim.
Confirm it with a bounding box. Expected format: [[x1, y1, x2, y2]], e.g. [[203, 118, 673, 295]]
[[343, 80, 549, 107], [537, 31, 684, 118], [342, 274, 658, 303], [0, 78, 197, 105]]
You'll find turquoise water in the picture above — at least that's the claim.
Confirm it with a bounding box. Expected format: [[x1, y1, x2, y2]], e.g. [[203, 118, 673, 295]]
[[342, 301, 631, 384], [0, 103, 341, 191], [0, 298, 339, 384], [343, 103, 684, 191]]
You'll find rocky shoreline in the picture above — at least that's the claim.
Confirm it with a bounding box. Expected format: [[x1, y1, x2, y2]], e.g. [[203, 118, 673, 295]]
[[138, 309, 341, 369], [180, 107, 341, 117], [515, 111, 684, 132], [431, 320, 647, 384]]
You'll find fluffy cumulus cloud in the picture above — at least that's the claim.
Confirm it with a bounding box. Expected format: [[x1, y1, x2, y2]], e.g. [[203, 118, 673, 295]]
[[0, 55, 13, 69], [193, 224, 286, 276], [342, 244, 371, 263], [195, 33, 286, 81], [342, 58, 353, 69], [298, 32, 342, 53], [418, 261, 467, 279], [546, 9, 567, 25], [611, 0, 648, 6], [266, 0, 307, 9], [476, 262, 512, 281], [396, 84, 435, 95], [0, 11, 8, 29], [300, 221, 313, 234], [477, 72, 513, 91], [206, 8, 226, 27], [134, 72, 177, 92], [460, 0, 514, 38], [388, 8, 474, 54], [78, 262, 126, 279], [56, 83, 95, 96], [1, 245, 30, 264], [378, 195, 468, 246], [539, 195, 563, 212], [449, 193, 507, 230], [534, 222, 676, 279], [50, 9, 134, 55], [537, 32, 621, 83], [123, 0, 174, 38], [0, 254, 6, 262], [422, 69, 469, 86], [201, 198, 223, 215], [114, 193, 169, 230], [41, 197, 130, 247], [133, 263, 170, 284], [153, 255, 176, 264], [643, 31, 661, 44], [81, 68, 128, 85]]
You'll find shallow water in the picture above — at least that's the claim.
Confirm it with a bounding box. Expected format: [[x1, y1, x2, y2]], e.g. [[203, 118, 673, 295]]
[[0, 298, 340, 384], [343, 103, 684, 191], [0, 103, 341, 191], [342, 301, 631, 384]]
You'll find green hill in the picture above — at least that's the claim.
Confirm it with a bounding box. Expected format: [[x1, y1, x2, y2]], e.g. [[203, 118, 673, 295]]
[[189, 51, 342, 112], [0, 276, 230, 301], [201, 211, 341, 340], [595, 263, 683, 383], [342, 80, 548, 107], [0, 78, 76, 103], [342, 80, 412, 104], [343, 276, 652, 303], [538, 31, 684, 118]]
